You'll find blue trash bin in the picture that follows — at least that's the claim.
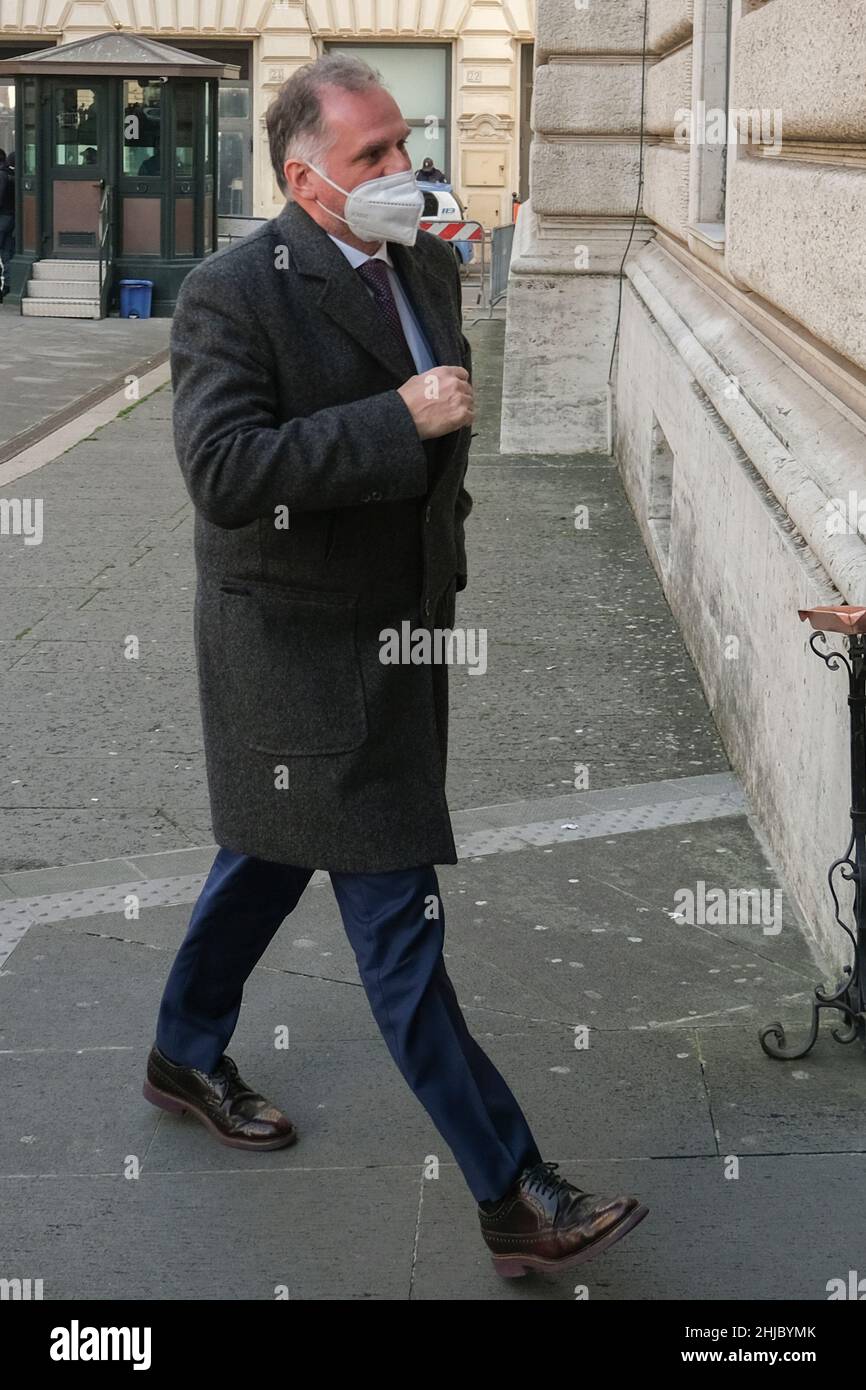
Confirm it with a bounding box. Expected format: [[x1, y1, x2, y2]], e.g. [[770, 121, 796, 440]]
[[119, 279, 153, 319]]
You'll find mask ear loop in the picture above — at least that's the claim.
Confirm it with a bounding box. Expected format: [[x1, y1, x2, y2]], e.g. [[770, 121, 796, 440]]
[[308, 162, 350, 198], [314, 197, 352, 227], [307, 162, 353, 228]]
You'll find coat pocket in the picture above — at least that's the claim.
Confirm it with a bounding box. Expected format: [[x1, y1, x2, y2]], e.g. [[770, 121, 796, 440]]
[[217, 578, 368, 756]]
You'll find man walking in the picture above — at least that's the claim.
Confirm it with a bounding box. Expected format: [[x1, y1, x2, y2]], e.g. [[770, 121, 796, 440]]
[[145, 54, 648, 1279]]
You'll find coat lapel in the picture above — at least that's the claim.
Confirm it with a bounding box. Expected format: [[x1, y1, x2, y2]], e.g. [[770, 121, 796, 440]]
[[273, 200, 462, 381]]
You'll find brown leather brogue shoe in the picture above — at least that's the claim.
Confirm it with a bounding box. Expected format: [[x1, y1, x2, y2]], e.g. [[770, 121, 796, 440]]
[[479, 1160, 648, 1278], [143, 1044, 297, 1151]]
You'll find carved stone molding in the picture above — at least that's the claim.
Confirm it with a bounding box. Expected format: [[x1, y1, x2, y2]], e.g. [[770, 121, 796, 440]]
[[456, 111, 514, 143]]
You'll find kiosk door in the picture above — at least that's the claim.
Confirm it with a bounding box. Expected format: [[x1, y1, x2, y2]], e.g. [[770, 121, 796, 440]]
[[44, 79, 109, 257]]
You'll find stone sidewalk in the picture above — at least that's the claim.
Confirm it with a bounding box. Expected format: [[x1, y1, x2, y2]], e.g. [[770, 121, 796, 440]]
[[1, 319, 864, 1301], [0, 306, 170, 461]]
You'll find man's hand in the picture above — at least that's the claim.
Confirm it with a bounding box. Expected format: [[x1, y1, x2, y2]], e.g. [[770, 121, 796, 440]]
[[397, 366, 474, 441]]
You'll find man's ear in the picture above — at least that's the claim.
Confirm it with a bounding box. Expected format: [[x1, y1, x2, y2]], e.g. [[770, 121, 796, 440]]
[[284, 159, 314, 204]]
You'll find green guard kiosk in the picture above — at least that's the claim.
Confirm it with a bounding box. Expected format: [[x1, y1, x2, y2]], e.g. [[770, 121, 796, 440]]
[[0, 32, 238, 317]]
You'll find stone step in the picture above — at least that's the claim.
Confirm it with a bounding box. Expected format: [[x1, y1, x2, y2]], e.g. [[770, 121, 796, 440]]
[[22, 297, 101, 319], [31, 259, 100, 281]]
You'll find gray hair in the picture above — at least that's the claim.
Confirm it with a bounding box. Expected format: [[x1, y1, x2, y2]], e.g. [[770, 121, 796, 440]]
[[266, 53, 385, 193]]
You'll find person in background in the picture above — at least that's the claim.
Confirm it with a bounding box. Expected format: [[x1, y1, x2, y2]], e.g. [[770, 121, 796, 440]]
[[415, 154, 447, 183], [0, 150, 15, 293]]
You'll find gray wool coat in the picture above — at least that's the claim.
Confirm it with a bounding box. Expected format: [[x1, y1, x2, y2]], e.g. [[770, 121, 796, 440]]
[[169, 197, 474, 872]]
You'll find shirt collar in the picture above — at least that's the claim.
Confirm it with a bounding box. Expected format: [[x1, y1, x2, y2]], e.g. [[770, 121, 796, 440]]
[[327, 232, 392, 270]]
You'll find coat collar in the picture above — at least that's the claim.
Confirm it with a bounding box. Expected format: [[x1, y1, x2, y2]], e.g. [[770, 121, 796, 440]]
[[272, 199, 461, 381]]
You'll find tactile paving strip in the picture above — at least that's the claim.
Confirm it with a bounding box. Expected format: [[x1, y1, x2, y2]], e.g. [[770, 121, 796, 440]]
[[0, 784, 746, 968], [455, 791, 745, 858], [0, 874, 206, 968]]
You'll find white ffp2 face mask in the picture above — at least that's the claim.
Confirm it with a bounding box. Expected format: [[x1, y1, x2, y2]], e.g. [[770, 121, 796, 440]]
[[307, 161, 425, 246]]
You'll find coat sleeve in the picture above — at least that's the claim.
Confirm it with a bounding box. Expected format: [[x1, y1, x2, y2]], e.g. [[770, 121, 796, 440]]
[[170, 264, 430, 529], [451, 250, 474, 591]]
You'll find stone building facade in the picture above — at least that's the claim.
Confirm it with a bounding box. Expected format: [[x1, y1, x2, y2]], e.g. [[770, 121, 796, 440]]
[[0, 0, 536, 226], [507, 0, 866, 972]]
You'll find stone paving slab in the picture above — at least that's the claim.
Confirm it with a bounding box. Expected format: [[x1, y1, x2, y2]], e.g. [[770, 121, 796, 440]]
[[0, 810, 200, 876], [0, 921, 717, 1174], [411, 1153, 866, 1301], [0, 310, 170, 457], [0, 1046, 162, 1178], [702, 1026, 866, 1154], [0, 925, 379, 1058], [9, 638, 195, 673], [2, 1147, 856, 1300], [2, 317, 865, 1302], [136, 1026, 718, 1175], [2, 751, 208, 815], [0, 1167, 421, 1300], [0, 587, 94, 642]]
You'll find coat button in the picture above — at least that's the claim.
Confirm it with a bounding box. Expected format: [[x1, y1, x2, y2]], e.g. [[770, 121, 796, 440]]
[[371, 491, 382, 501]]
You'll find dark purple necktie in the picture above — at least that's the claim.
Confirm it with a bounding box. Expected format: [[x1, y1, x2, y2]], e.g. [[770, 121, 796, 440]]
[[356, 258, 415, 367]]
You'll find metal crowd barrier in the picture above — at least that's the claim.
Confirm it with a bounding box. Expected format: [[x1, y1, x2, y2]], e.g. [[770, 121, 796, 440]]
[[489, 222, 515, 310], [466, 221, 515, 325], [217, 215, 268, 245]]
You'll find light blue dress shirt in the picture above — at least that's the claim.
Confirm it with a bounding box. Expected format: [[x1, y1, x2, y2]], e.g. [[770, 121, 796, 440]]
[[327, 232, 438, 373]]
